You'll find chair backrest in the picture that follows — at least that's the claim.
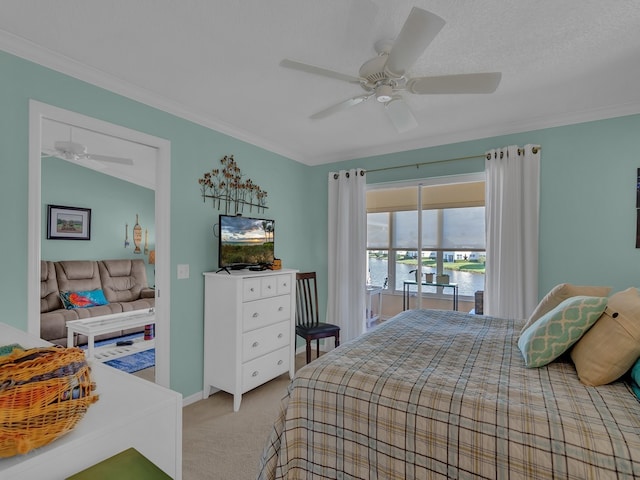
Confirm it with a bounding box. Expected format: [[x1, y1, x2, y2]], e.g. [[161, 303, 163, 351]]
[[296, 272, 320, 328]]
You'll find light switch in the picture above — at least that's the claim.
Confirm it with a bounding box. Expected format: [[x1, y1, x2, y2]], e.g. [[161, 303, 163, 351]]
[[177, 264, 190, 279]]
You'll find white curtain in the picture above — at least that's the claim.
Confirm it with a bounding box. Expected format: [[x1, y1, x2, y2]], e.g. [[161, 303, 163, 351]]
[[327, 168, 367, 342], [485, 145, 540, 319]]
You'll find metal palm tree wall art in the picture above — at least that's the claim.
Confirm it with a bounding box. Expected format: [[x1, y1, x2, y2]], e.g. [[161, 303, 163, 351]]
[[198, 155, 268, 215]]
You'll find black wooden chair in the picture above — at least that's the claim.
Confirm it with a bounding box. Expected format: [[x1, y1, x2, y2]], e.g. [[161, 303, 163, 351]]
[[295, 272, 340, 364]]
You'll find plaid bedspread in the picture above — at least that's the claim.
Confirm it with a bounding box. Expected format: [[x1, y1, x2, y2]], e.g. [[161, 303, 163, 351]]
[[257, 309, 640, 479]]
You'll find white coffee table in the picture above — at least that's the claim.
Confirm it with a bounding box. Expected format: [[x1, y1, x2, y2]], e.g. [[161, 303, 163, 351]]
[[66, 308, 156, 361]]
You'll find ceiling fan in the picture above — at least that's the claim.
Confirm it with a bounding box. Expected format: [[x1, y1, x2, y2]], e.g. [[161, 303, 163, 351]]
[[42, 127, 133, 167], [280, 7, 502, 133], [45, 140, 133, 165], [47, 140, 134, 166]]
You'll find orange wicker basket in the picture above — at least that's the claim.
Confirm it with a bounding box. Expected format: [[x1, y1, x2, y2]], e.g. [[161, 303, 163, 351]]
[[0, 346, 98, 457]]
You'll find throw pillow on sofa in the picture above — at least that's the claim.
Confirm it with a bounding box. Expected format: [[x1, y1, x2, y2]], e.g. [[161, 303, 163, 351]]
[[60, 289, 109, 309]]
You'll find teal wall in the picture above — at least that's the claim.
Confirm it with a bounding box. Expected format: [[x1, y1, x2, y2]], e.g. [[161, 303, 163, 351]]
[[41, 157, 156, 283], [0, 50, 310, 398], [2, 48, 639, 398], [322, 114, 640, 302]]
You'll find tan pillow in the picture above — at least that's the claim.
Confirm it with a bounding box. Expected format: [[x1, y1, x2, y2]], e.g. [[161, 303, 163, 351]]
[[571, 287, 640, 386], [521, 283, 612, 334]]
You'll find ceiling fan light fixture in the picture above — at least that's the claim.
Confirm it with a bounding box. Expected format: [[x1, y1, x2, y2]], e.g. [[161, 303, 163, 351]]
[[279, 7, 502, 132], [376, 84, 393, 103]]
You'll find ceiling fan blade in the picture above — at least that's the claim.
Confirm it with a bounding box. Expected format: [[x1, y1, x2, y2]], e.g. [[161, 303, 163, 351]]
[[310, 95, 371, 119], [88, 154, 134, 166], [408, 72, 502, 94], [384, 97, 418, 133], [280, 59, 362, 84], [385, 7, 446, 78]]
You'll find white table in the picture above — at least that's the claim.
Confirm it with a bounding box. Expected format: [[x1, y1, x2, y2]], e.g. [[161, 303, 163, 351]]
[[66, 308, 155, 360], [0, 322, 182, 479]]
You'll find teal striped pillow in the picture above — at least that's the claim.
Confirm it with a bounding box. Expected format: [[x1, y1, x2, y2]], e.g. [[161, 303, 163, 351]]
[[518, 295, 607, 368]]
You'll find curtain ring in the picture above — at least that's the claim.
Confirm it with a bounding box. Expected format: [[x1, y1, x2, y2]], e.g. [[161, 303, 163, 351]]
[[359, 170, 365, 176], [333, 173, 339, 180], [485, 153, 491, 160], [345, 172, 350, 178], [500, 151, 504, 159], [532, 146, 539, 154]]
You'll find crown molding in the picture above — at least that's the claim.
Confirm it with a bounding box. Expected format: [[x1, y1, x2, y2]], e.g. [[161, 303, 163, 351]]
[[2, 29, 640, 168], [0, 29, 304, 163], [310, 99, 640, 166]]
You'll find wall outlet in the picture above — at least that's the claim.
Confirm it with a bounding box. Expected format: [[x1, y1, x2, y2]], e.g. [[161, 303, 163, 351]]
[[177, 264, 190, 279]]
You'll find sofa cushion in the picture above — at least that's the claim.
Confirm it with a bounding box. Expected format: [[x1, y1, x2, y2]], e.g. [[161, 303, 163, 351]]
[[55, 260, 102, 293], [40, 260, 62, 313], [74, 303, 123, 319], [40, 308, 80, 346], [99, 259, 150, 303]]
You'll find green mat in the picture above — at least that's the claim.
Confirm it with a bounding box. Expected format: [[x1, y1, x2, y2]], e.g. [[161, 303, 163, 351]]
[[66, 448, 171, 479]]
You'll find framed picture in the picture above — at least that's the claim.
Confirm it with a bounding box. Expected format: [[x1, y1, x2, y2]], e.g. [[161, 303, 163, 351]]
[[47, 204, 91, 240]]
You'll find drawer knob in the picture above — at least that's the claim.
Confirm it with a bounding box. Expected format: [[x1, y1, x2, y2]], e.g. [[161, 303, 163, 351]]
[[267, 285, 272, 289], [278, 306, 283, 312], [252, 312, 259, 318], [283, 282, 287, 287], [252, 341, 259, 348], [252, 371, 259, 377], [250, 287, 255, 292], [277, 360, 283, 365], [277, 333, 283, 339]]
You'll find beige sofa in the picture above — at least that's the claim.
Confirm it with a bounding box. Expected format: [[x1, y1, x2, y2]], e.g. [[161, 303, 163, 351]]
[[41, 259, 155, 346]]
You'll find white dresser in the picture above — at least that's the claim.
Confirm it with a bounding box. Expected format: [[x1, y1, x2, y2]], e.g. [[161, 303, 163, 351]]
[[203, 269, 297, 411]]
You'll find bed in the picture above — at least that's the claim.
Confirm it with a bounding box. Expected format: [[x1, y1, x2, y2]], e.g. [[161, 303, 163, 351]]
[[257, 309, 640, 479]]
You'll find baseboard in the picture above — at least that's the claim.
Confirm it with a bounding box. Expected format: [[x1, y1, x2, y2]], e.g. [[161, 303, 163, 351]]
[[182, 391, 205, 407], [295, 342, 331, 355]]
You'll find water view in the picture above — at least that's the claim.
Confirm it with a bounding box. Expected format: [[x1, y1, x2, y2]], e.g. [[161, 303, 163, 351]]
[[367, 257, 484, 297]]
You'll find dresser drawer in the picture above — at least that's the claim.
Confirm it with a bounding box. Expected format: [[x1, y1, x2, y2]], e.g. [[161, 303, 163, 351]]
[[243, 277, 262, 301], [242, 296, 290, 332], [242, 346, 289, 393], [243, 275, 283, 301], [277, 275, 292, 295], [260, 276, 277, 297], [242, 320, 290, 362]]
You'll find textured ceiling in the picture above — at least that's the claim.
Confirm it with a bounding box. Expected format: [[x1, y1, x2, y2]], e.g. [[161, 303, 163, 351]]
[[2, 1, 640, 166]]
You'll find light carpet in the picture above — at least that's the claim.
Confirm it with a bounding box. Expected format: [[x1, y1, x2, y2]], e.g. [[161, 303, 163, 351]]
[[182, 354, 307, 480]]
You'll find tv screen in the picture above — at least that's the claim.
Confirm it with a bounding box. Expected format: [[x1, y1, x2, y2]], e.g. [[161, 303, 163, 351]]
[[218, 215, 275, 270]]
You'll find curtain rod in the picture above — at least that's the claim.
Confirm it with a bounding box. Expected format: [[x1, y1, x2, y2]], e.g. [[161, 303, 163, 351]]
[[365, 153, 483, 174], [365, 146, 541, 174]]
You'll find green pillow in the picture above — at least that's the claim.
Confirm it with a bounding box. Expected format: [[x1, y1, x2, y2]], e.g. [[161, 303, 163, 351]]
[[518, 295, 607, 368]]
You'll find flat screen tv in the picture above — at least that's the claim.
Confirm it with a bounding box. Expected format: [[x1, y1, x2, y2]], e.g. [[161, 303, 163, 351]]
[[218, 214, 275, 271]]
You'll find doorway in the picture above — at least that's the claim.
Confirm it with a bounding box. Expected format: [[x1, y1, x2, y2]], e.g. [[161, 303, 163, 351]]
[[28, 100, 171, 388]]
